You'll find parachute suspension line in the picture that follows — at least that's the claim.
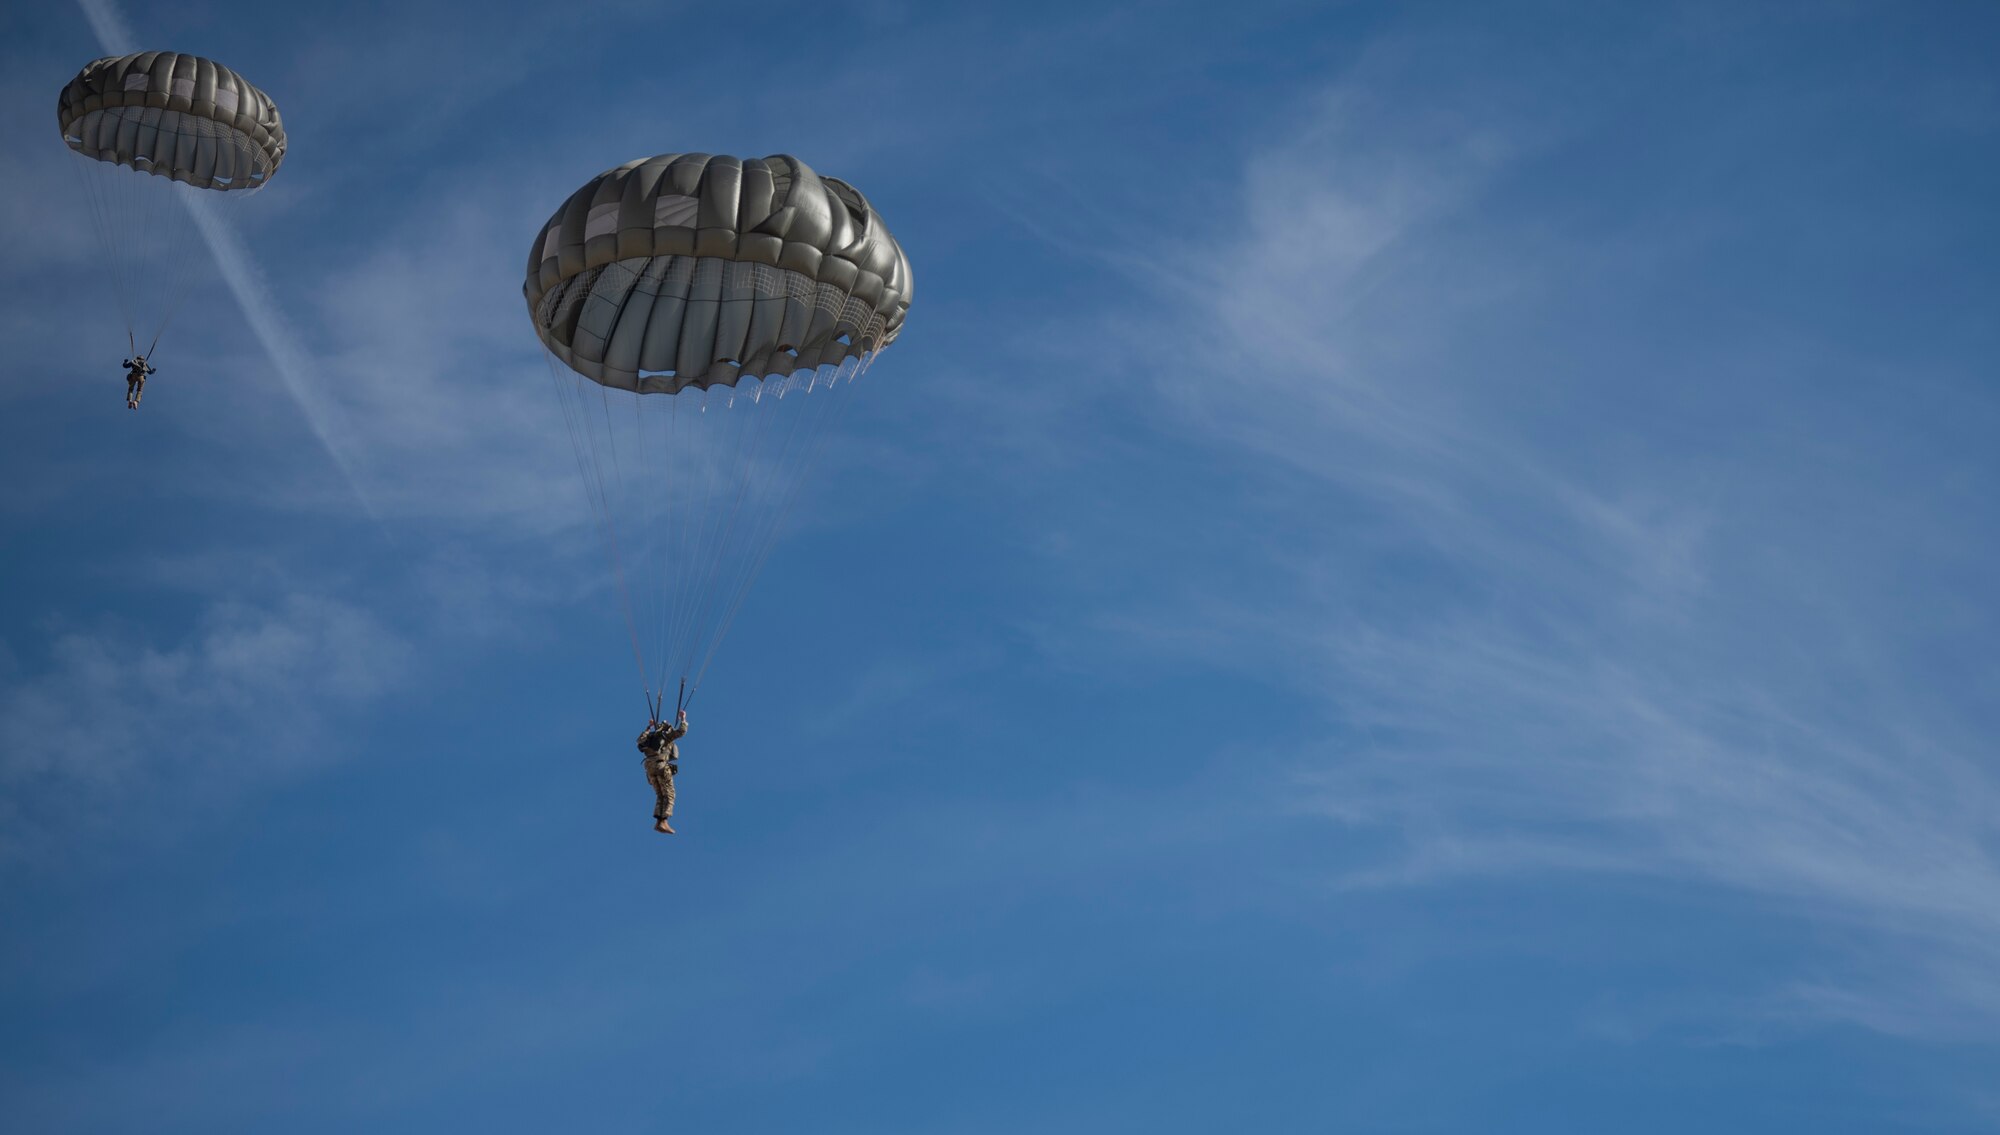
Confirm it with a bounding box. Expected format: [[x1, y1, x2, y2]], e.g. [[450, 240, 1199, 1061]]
[[690, 358, 863, 698], [143, 118, 259, 360], [683, 366, 831, 702], [661, 379, 743, 687], [721, 354, 873, 664], [651, 382, 704, 703], [661, 385, 709, 682], [680, 373, 825, 707], [589, 372, 660, 711], [665, 387, 695, 699], [663, 384, 713, 696], [68, 111, 271, 368], [527, 153, 909, 718], [65, 150, 136, 345], [71, 122, 206, 359], [666, 381, 743, 700], [140, 203, 202, 359], [670, 382, 751, 676], [630, 375, 668, 698], [142, 185, 190, 357], [639, 370, 681, 700], [648, 385, 688, 695], [543, 343, 843, 715], [687, 351, 875, 703], [671, 378, 767, 679], [547, 343, 881, 712], [138, 184, 217, 359], [544, 352, 654, 709], [672, 370, 799, 687]]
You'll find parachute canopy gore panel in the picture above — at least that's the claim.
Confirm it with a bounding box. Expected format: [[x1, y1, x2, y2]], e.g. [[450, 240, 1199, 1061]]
[[525, 154, 913, 393], [58, 52, 287, 191]]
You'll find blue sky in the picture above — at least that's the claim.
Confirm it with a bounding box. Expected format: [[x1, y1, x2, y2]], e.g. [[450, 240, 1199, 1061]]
[[3, 1, 1998, 1130]]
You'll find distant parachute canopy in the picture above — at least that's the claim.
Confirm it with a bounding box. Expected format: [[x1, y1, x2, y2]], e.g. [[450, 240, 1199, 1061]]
[[59, 51, 286, 190], [57, 51, 286, 355], [526, 154, 913, 716]]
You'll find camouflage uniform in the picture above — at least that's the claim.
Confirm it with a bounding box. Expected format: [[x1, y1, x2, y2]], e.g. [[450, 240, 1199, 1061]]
[[639, 719, 686, 824], [123, 357, 155, 408]]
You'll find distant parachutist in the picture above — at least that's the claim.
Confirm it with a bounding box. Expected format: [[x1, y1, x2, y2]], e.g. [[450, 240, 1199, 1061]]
[[639, 710, 688, 834], [61, 53, 286, 369], [122, 355, 155, 409]]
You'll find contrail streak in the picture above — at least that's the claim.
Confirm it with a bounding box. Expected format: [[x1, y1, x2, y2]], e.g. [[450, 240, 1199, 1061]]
[[75, 0, 376, 515]]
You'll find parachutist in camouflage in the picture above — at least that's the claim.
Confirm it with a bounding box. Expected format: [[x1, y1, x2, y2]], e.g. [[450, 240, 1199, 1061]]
[[639, 710, 688, 834], [123, 355, 155, 409]]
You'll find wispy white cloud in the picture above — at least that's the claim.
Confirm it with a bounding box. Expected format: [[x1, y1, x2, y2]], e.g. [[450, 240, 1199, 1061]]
[[1073, 59, 2000, 1037], [72, 0, 130, 51], [0, 593, 410, 863]]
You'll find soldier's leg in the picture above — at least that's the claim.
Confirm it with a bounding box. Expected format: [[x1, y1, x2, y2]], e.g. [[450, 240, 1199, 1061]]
[[651, 771, 676, 833], [645, 761, 670, 819]]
